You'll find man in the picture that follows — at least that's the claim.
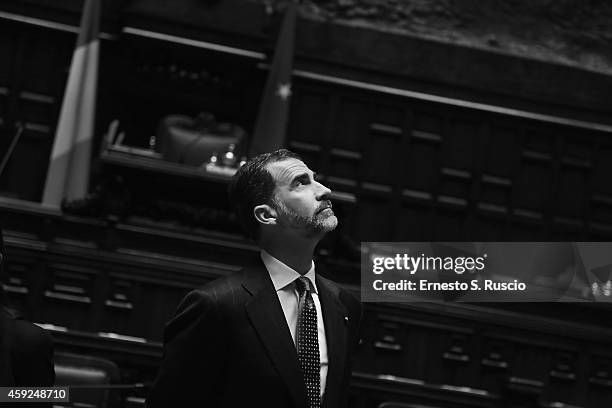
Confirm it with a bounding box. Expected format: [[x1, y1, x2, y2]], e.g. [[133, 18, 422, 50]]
[[147, 149, 362, 408]]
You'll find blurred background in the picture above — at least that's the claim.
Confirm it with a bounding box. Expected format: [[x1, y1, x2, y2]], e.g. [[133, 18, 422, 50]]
[[0, 0, 611, 407]]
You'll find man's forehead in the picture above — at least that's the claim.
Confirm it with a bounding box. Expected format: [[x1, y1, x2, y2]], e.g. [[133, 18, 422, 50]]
[[266, 158, 311, 183]]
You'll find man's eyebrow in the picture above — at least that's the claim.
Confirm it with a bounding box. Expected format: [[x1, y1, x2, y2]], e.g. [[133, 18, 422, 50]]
[[290, 171, 312, 184]]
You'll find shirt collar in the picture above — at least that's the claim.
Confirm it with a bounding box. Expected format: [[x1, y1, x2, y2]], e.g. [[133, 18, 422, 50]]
[[260, 249, 318, 294]]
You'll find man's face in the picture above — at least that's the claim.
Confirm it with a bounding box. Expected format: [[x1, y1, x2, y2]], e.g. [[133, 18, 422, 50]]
[[266, 158, 337, 237]]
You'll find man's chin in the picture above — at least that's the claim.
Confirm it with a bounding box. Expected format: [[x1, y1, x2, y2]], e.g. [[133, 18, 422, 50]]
[[320, 215, 338, 232]]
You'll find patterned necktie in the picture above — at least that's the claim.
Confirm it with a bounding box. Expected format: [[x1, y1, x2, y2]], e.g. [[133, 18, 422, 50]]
[[295, 276, 321, 408]]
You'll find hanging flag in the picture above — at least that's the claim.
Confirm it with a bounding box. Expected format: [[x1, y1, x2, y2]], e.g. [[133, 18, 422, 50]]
[[249, 1, 297, 156], [42, 0, 101, 207]]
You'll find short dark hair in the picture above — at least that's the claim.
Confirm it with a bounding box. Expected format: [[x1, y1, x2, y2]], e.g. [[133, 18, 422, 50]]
[[228, 149, 301, 240]]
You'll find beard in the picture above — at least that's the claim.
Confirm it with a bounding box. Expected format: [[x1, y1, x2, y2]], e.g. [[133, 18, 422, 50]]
[[274, 199, 338, 237]]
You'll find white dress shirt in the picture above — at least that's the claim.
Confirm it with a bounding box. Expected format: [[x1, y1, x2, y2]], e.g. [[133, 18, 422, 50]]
[[260, 250, 329, 397]]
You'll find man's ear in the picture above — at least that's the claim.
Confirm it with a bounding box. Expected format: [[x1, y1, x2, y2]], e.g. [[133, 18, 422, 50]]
[[253, 204, 277, 226]]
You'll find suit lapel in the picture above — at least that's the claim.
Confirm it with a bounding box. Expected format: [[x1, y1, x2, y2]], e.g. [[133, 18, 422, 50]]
[[243, 264, 306, 408], [316, 275, 347, 408]]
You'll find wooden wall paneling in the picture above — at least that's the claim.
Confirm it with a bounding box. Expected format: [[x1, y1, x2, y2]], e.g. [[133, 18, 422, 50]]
[[483, 124, 518, 180], [113, 222, 258, 268], [101, 270, 196, 342], [479, 174, 511, 215], [543, 349, 583, 407], [440, 330, 480, 388], [581, 133, 599, 240], [323, 146, 361, 236], [52, 216, 108, 250], [5, 227, 241, 342], [42, 262, 98, 331], [399, 111, 438, 240], [400, 106, 440, 240], [474, 121, 513, 233], [409, 319, 475, 388], [371, 316, 406, 377], [503, 336, 557, 392], [360, 112, 401, 239], [100, 275, 137, 337], [438, 165, 471, 205], [314, 90, 366, 234], [350, 95, 375, 241], [442, 115, 479, 171], [404, 123, 439, 192], [546, 128, 567, 238], [365, 309, 479, 389], [135, 265, 221, 341], [431, 110, 450, 240], [358, 101, 402, 238], [504, 124, 528, 239], [13, 252, 54, 322], [364, 102, 403, 185], [515, 157, 551, 216], [391, 104, 413, 241], [590, 142, 612, 231], [363, 121, 400, 185], [586, 353, 612, 408], [509, 215, 545, 240], [479, 336, 513, 394], [558, 132, 592, 221], [410, 107, 443, 196], [590, 140, 612, 198], [358, 196, 393, 241], [328, 151, 361, 182], [3, 253, 36, 316], [470, 212, 506, 241], [515, 127, 556, 219], [318, 92, 339, 186], [288, 85, 330, 147], [107, 251, 235, 341], [288, 140, 322, 171], [527, 126, 561, 239], [398, 201, 431, 241], [350, 372, 499, 408], [549, 218, 586, 241], [334, 95, 369, 152], [432, 205, 466, 241]]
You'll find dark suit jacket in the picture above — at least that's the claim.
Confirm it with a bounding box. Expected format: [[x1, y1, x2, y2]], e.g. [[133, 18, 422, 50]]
[[0, 310, 55, 387], [147, 262, 362, 408]]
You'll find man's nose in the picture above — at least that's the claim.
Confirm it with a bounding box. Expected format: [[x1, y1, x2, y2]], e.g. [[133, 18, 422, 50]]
[[315, 180, 332, 199]]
